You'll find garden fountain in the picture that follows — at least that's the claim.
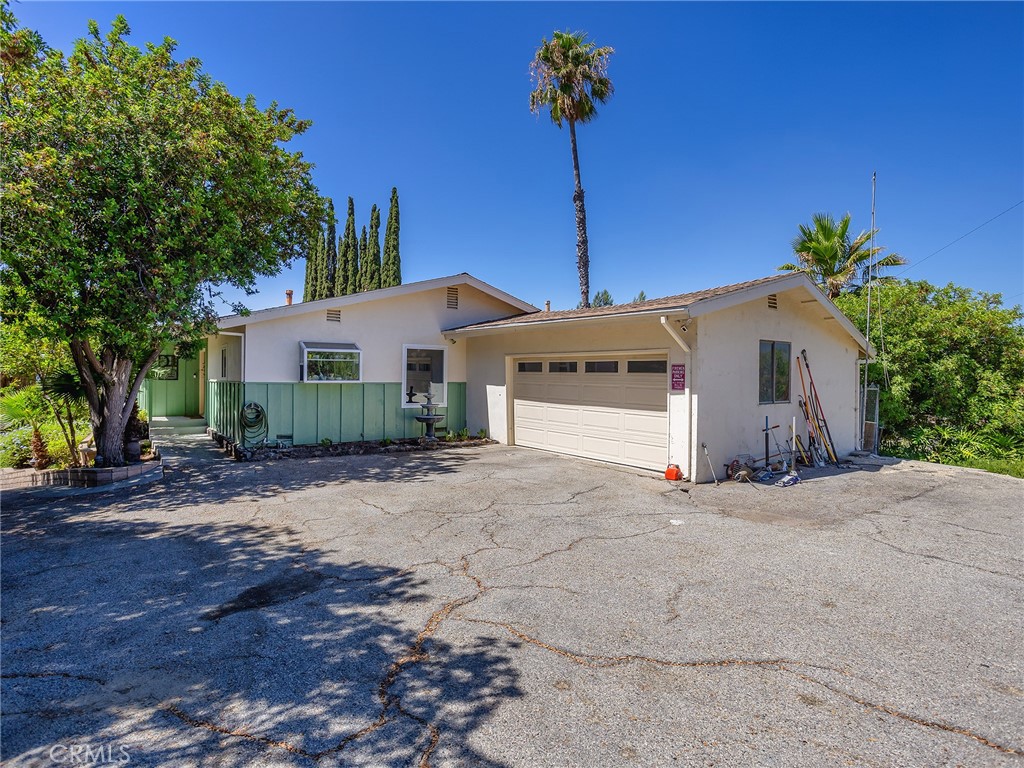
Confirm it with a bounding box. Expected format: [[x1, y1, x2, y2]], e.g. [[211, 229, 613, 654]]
[[413, 390, 445, 442]]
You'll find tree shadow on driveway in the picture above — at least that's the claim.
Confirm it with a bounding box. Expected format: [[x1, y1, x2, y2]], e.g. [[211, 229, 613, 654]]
[[1, 447, 489, 519], [2, 502, 521, 766]]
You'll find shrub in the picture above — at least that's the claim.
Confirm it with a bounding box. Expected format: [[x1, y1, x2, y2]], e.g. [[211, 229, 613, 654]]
[[0, 426, 33, 468]]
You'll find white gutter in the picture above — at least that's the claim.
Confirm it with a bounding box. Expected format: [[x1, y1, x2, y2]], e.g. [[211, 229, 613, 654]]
[[660, 316, 694, 481]]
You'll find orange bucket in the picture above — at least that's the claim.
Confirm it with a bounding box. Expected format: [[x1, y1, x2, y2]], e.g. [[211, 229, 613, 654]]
[[665, 464, 682, 481]]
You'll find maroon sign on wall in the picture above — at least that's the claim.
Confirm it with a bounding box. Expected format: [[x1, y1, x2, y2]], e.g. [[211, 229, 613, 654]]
[[671, 364, 685, 391]]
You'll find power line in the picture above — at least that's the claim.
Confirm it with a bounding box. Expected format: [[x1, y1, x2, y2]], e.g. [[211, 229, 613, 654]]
[[893, 200, 1023, 277]]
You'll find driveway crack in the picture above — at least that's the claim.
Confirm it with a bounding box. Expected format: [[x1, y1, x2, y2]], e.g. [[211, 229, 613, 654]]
[[457, 618, 1023, 758]]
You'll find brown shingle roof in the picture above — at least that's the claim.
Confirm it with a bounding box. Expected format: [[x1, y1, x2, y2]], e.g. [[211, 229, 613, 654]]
[[447, 274, 796, 332]]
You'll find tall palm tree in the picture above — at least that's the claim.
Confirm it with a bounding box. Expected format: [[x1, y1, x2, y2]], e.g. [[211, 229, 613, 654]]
[[778, 213, 906, 299], [530, 30, 614, 308]]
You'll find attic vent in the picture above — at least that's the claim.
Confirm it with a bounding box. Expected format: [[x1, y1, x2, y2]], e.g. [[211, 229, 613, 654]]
[[767, 294, 778, 310], [446, 287, 459, 309], [325, 309, 342, 323]]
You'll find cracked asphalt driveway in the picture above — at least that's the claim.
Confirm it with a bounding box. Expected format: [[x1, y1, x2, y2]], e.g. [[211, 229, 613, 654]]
[[2, 446, 1022, 767]]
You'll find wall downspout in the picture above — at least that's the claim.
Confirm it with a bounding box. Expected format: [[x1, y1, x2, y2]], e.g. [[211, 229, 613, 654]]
[[661, 316, 693, 480]]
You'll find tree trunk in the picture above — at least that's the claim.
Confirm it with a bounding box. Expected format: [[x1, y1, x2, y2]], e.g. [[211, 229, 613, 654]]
[[568, 119, 590, 308], [69, 341, 160, 467]]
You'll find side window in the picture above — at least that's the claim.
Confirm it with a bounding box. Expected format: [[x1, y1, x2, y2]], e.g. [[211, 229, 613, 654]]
[[759, 340, 791, 403]]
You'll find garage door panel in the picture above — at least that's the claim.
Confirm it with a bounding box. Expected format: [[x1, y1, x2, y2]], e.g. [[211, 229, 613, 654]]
[[514, 425, 546, 444], [581, 384, 625, 406], [624, 440, 668, 467], [516, 382, 546, 400], [515, 401, 547, 421], [546, 383, 582, 402], [624, 386, 667, 408], [581, 408, 622, 431], [546, 430, 582, 451], [624, 411, 669, 437], [581, 434, 622, 462], [543, 405, 580, 427]]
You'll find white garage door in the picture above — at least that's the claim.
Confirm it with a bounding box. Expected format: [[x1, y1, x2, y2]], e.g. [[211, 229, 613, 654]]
[[513, 354, 668, 471]]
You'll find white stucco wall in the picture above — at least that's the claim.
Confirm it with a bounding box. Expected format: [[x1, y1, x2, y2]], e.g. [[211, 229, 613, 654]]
[[208, 335, 243, 381], [462, 284, 862, 482], [463, 315, 693, 472], [214, 284, 519, 385], [691, 286, 861, 482]]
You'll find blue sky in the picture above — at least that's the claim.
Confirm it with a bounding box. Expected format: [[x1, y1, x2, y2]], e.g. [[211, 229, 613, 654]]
[[18, 1, 1024, 312]]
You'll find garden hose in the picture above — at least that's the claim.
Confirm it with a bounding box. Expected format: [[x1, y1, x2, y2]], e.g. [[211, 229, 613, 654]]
[[239, 401, 268, 449]]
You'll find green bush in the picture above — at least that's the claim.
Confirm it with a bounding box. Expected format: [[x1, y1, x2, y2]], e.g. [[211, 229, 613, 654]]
[[956, 457, 1024, 479], [0, 426, 33, 468]]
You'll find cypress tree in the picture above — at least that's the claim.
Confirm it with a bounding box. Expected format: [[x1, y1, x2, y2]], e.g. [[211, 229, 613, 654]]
[[382, 187, 401, 287], [313, 230, 328, 300], [324, 198, 338, 297], [363, 203, 382, 292], [344, 197, 359, 295], [358, 226, 368, 292], [302, 229, 315, 302], [335, 232, 348, 297], [334, 197, 356, 296]]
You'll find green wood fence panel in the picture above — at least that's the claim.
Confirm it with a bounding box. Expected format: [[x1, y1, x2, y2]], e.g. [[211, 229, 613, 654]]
[[383, 383, 405, 440], [293, 384, 319, 446], [316, 386, 342, 444], [208, 380, 243, 443], [267, 384, 294, 441], [206, 380, 468, 447], [362, 384, 386, 441], [447, 382, 467, 432], [341, 384, 364, 442]]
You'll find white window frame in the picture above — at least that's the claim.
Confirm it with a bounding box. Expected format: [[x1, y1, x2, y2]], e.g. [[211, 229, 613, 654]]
[[402, 344, 448, 408], [300, 342, 362, 383]]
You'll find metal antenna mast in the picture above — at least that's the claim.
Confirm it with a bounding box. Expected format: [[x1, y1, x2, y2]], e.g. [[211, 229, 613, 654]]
[[860, 172, 876, 451]]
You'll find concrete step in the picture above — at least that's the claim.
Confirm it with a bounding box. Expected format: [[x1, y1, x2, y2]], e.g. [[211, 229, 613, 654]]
[[149, 417, 208, 437]]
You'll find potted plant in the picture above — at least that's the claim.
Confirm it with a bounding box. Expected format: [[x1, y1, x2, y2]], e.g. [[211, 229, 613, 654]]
[[124, 402, 147, 463]]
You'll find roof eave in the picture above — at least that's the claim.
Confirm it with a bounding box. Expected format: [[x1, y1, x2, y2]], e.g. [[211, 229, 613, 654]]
[[444, 305, 692, 336], [215, 273, 537, 330]]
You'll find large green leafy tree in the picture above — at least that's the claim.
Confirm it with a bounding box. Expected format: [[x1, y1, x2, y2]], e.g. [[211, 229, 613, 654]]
[[0, 14, 325, 465], [779, 213, 905, 299], [530, 30, 614, 309], [835, 280, 1024, 455], [381, 187, 402, 288]]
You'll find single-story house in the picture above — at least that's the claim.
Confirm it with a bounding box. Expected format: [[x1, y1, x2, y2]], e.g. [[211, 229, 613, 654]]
[[141, 272, 869, 482]]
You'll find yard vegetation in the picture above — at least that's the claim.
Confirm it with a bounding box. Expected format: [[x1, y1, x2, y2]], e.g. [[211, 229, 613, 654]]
[[0, 7, 325, 466], [836, 280, 1024, 476]]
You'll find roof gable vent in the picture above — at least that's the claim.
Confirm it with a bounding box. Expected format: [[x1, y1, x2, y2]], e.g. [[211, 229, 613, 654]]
[[767, 294, 778, 310], [446, 286, 459, 309], [326, 309, 342, 322]]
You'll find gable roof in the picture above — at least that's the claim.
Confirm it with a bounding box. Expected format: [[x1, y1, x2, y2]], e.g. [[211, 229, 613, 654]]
[[445, 273, 870, 352], [217, 273, 537, 330]]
